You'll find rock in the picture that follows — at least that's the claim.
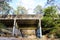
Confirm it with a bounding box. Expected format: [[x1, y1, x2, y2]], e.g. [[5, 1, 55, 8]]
[[41, 35, 48, 40], [22, 29, 36, 35], [27, 35, 36, 38]]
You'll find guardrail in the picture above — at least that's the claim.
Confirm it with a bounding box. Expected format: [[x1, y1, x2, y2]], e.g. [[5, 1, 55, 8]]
[[0, 14, 41, 19], [0, 14, 41, 18]]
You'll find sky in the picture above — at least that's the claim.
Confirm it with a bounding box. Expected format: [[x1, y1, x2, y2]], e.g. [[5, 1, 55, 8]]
[[9, 0, 60, 14], [9, 0, 47, 14]]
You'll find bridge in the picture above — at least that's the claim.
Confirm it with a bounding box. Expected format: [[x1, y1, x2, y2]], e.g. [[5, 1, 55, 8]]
[[0, 14, 43, 38]]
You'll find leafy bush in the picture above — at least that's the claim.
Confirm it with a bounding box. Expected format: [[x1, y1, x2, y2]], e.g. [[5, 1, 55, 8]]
[[0, 23, 6, 29]]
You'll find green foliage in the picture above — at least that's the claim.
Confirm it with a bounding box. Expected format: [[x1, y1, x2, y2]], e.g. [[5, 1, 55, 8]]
[[0, 23, 6, 29], [42, 16, 55, 28], [42, 6, 60, 37], [43, 6, 57, 16], [0, 1, 11, 15], [14, 6, 28, 15], [34, 5, 43, 14]]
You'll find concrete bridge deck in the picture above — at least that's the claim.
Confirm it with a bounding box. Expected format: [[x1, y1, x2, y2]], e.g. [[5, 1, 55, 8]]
[[0, 14, 43, 38], [0, 14, 42, 19]]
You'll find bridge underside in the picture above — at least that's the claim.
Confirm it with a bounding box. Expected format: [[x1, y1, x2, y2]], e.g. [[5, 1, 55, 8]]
[[0, 19, 39, 29], [0, 19, 39, 37], [0, 14, 42, 38], [0, 19, 14, 28]]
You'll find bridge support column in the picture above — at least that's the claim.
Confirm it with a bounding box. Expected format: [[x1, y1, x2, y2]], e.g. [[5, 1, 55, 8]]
[[37, 19, 42, 38], [36, 19, 42, 38], [12, 18, 16, 36], [39, 19, 42, 38]]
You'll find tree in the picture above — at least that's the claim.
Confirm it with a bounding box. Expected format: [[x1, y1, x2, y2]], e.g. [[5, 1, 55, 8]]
[[34, 5, 43, 14], [46, 0, 55, 6], [43, 6, 57, 17], [0, 0, 11, 2], [0, 0, 12, 15], [42, 6, 59, 37], [14, 6, 28, 15]]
